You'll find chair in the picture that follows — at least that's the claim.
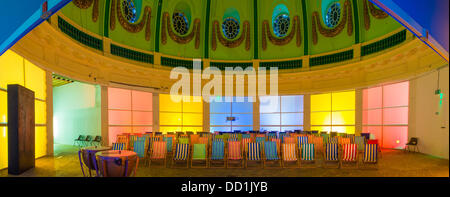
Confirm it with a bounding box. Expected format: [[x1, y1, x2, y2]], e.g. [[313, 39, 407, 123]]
[[360, 133, 370, 141], [368, 139, 382, 158], [271, 138, 281, 154], [148, 141, 167, 168], [255, 136, 266, 145], [172, 143, 190, 168], [323, 143, 339, 168], [91, 136, 102, 146], [282, 143, 298, 168], [178, 136, 190, 144], [264, 141, 281, 168], [242, 138, 253, 153], [190, 134, 200, 145], [74, 135, 86, 146], [246, 143, 263, 168], [210, 139, 226, 168], [340, 144, 358, 168], [83, 135, 93, 147], [339, 137, 351, 146], [198, 137, 209, 145], [300, 144, 316, 168], [283, 137, 296, 144], [329, 137, 339, 144], [133, 139, 146, 158], [312, 136, 324, 155], [191, 144, 208, 168], [163, 136, 173, 153], [227, 141, 244, 168], [116, 135, 129, 150], [354, 136, 366, 152], [128, 135, 138, 151], [362, 144, 378, 169], [112, 143, 125, 151], [297, 136, 308, 147], [405, 137, 419, 152]]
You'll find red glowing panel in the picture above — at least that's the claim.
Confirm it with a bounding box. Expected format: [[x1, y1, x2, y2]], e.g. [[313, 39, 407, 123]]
[[108, 127, 131, 145], [363, 86, 382, 110], [383, 82, 409, 107], [108, 88, 131, 110], [382, 126, 408, 149], [363, 126, 383, 147], [383, 107, 408, 125], [132, 111, 153, 125], [132, 91, 152, 111], [108, 110, 132, 125], [362, 109, 382, 125], [132, 126, 152, 134]]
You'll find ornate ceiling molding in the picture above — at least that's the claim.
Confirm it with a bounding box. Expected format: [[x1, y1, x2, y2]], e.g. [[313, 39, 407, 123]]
[[110, 0, 152, 41], [312, 0, 353, 45], [72, 0, 99, 22], [212, 20, 250, 51], [262, 15, 301, 51], [161, 12, 201, 49], [363, 0, 389, 30]]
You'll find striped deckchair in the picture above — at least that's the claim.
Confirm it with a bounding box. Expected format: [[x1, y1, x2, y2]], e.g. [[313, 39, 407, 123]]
[[210, 139, 225, 168], [297, 136, 308, 148], [329, 137, 339, 144], [283, 137, 296, 144], [172, 143, 190, 168], [198, 137, 209, 145], [271, 138, 281, 153], [231, 133, 239, 140], [256, 134, 266, 139], [112, 142, 125, 151], [300, 144, 316, 168], [282, 143, 298, 168], [339, 137, 351, 145], [227, 141, 244, 168], [307, 135, 315, 144], [116, 135, 128, 150], [341, 144, 358, 168], [321, 133, 329, 144], [354, 136, 366, 152], [191, 144, 208, 168], [147, 137, 161, 155], [149, 141, 167, 168], [267, 133, 277, 140], [323, 143, 339, 168], [163, 136, 173, 153], [133, 140, 146, 158], [362, 144, 378, 168], [178, 137, 190, 144], [246, 143, 263, 168], [128, 135, 138, 150], [242, 138, 253, 153], [312, 136, 324, 154], [264, 141, 281, 168], [255, 136, 266, 145], [190, 134, 200, 145], [242, 134, 251, 139], [228, 137, 239, 142]]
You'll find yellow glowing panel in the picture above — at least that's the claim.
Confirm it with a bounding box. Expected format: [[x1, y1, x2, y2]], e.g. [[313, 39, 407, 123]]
[[0, 50, 24, 89], [25, 60, 46, 100], [159, 112, 182, 125], [35, 100, 47, 125], [311, 112, 331, 125], [182, 96, 203, 113], [311, 126, 332, 132], [331, 126, 355, 134], [183, 113, 203, 126], [159, 94, 182, 112], [332, 91, 355, 111], [182, 127, 203, 133], [35, 126, 47, 158], [331, 111, 355, 125], [0, 127, 7, 169], [159, 126, 182, 133], [311, 93, 331, 112], [0, 91, 7, 123]]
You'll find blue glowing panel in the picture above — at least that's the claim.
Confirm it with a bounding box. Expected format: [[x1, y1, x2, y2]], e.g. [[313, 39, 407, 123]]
[[281, 113, 303, 125], [260, 96, 280, 113], [210, 127, 232, 132], [281, 95, 303, 112], [233, 114, 253, 126], [282, 126, 303, 132], [210, 114, 232, 126], [232, 127, 253, 132], [210, 97, 232, 113], [232, 97, 253, 113], [260, 127, 281, 132], [260, 113, 281, 125]]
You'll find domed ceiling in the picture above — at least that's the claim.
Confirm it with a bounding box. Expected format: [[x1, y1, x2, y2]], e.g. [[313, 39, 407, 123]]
[[59, 0, 403, 63]]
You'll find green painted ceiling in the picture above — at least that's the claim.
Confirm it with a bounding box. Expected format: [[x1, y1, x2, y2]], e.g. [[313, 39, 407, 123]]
[[60, 0, 402, 60]]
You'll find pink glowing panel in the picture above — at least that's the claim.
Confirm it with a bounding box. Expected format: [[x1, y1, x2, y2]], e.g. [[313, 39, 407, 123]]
[[132, 126, 152, 134], [363, 126, 383, 147], [132, 90, 152, 111], [383, 82, 409, 107], [108, 127, 132, 145], [382, 126, 408, 149], [383, 107, 408, 125], [362, 109, 382, 125], [132, 111, 153, 125], [108, 88, 131, 110], [363, 86, 382, 110], [108, 110, 132, 125]]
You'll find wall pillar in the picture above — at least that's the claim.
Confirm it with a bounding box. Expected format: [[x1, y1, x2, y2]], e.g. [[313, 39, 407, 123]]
[[100, 86, 109, 145], [253, 98, 260, 131], [303, 94, 311, 131], [203, 101, 210, 132], [45, 71, 54, 155], [355, 88, 363, 135], [152, 93, 160, 132]]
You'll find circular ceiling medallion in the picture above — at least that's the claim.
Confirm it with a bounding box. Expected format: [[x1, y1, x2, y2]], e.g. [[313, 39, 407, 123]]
[[325, 2, 341, 28], [273, 14, 290, 37], [222, 17, 240, 40], [122, 0, 137, 23], [172, 12, 190, 35]]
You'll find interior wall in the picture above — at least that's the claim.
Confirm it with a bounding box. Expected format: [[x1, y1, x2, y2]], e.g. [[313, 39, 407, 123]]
[[410, 66, 449, 159], [53, 82, 101, 145]]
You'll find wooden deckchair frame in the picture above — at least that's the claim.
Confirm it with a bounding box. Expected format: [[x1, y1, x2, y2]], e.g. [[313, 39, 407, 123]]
[[361, 144, 379, 169], [299, 144, 317, 168], [148, 141, 167, 168], [227, 141, 244, 168]]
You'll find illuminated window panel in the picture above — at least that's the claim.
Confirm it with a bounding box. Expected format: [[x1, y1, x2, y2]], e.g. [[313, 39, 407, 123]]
[[0, 127, 7, 170], [210, 114, 232, 126], [311, 93, 331, 112], [260, 113, 281, 125], [182, 113, 203, 126], [210, 127, 232, 132], [382, 126, 408, 149], [331, 126, 355, 134], [363, 87, 382, 109], [332, 91, 355, 111], [182, 127, 203, 133], [0, 50, 24, 89], [383, 107, 408, 125], [108, 127, 132, 145], [383, 82, 409, 107], [24, 60, 46, 100], [35, 100, 47, 125], [160, 112, 182, 126], [108, 110, 132, 125], [233, 114, 253, 126], [331, 111, 355, 125], [132, 111, 153, 125], [281, 113, 303, 125], [260, 95, 304, 132], [159, 126, 182, 133], [159, 94, 182, 112], [362, 109, 382, 125], [281, 96, 304, 112], [159, 94, 203, 132], [260, 96, 280, 113], [182, 96, 203, 113], [132, 126, 152, 134], [311, 112, 332, 125], [0, 91, 7, 123], [210, 98, 231, 113], [311, 126, 332, 132], [108, 88, 131, 110], [210, 96, 253, 132], [232, 97, 254, 113], [131, 90, 152, 111], [35, 126, 47, 158]]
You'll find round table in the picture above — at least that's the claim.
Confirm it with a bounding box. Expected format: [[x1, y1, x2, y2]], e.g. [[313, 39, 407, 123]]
[[78, 146, 111, 177], [95, 150, 139, 177]]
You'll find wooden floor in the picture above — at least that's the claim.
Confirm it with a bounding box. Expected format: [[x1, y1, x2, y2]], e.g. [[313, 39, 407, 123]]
[[0, 144, 448, 177]]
